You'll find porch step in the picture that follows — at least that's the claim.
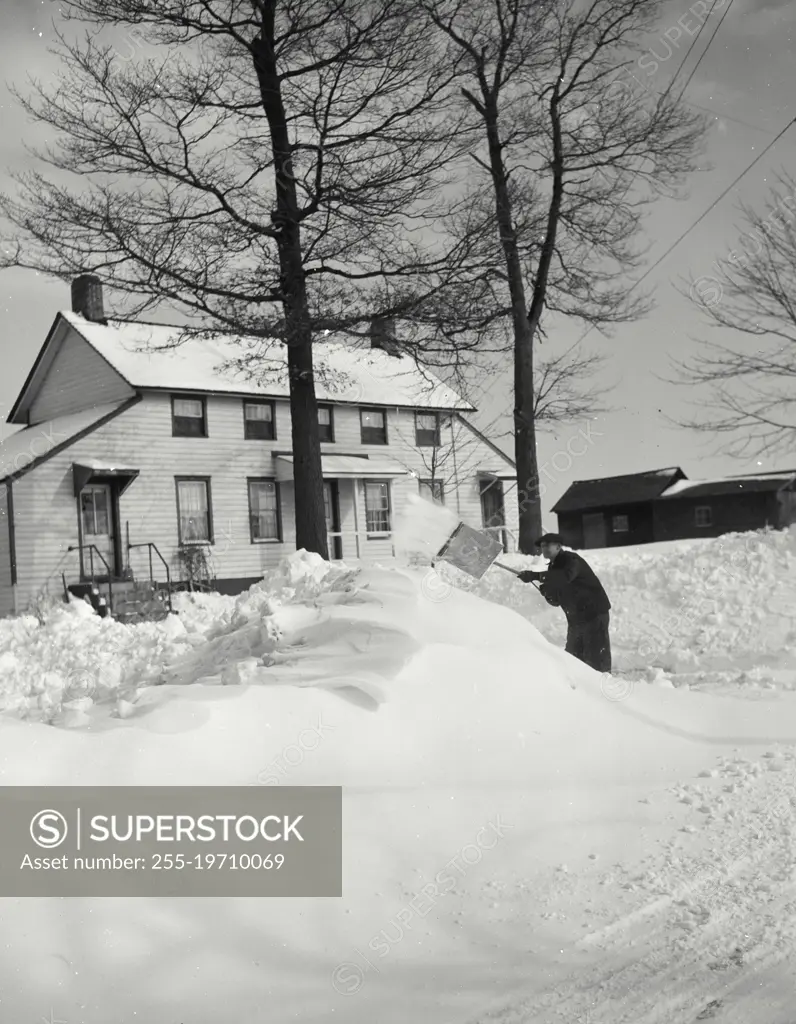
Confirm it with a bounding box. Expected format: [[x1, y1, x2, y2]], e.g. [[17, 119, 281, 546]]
[[67, 580, 173, 623]]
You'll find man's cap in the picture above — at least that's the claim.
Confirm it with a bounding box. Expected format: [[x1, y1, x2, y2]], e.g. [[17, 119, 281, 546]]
[[535, 533, 563, 547]]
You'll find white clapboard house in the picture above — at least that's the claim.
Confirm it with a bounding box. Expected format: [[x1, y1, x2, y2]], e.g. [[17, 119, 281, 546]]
[[0, 276, 518, 618]]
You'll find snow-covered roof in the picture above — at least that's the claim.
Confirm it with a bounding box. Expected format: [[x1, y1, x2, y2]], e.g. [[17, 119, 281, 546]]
[[0, 403, 126, 482], [61, 311, 474, 412], [552, 467, 686, 513], [659, 474, 796, 499]]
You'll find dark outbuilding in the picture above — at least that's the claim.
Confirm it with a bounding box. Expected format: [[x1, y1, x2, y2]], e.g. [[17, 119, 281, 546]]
[[552, 467, 796, 549]]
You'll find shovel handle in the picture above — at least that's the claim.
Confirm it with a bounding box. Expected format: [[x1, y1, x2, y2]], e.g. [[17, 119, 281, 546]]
[[493, 560, 541, 590], [493, 560, 520, 574]]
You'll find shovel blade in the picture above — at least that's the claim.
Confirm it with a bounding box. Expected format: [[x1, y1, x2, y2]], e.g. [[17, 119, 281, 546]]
[[435, 523, 505, 580]]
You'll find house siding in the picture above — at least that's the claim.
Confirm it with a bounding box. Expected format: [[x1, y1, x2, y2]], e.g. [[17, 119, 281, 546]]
[[28, 327, 135, 425], [8, 395, 516, 607], [0, 485, 13, 617]]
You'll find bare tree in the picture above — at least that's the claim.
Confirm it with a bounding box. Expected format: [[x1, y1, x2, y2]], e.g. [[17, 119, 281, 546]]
[[424, 0, 706, 551], [0, 0, 480, 557], [674, 173, 796, 458]]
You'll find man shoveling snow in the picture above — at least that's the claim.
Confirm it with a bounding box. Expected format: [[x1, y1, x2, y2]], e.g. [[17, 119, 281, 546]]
[[517, 533, 612, 673], [402, 498, 612, 674]]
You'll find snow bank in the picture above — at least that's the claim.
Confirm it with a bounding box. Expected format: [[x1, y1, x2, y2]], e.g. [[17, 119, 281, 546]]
[[467, 526, 796, 687], [0, 551, 364, 724], [3, 536, 796, 1023], [2, 526, 794, 729]]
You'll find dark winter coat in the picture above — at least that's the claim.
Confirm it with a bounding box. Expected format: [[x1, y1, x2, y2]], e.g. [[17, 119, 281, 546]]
[[520, 550, 610, 622]]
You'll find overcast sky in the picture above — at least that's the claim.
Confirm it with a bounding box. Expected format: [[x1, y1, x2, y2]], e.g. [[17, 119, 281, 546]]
[[1, 0, 794, 524]]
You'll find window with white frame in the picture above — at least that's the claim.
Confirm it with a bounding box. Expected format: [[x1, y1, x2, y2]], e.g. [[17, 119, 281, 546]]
[[172, 395, 207, 437], [419, 478, 444, 504], [360, 408, 387, 444], [695, 505, 713, 527], [248, 479, 281, 541], [612, 514, 629, 533], [415, 412, 440, 447], [176, 478, 212, 543], [243, 400, 276, 440], [364, 480, 391, 534], [318, 405, 334, 442]]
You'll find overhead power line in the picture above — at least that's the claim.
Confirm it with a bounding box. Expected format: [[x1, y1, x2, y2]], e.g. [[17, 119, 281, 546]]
[[675, 0, 738, 103], [662, 0, 728, 103], [629, 115, 796, 294]]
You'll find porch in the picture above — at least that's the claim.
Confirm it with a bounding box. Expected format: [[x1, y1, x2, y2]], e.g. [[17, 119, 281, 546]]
[[273, 453, 409, 561], [64, 459, 174, 621]]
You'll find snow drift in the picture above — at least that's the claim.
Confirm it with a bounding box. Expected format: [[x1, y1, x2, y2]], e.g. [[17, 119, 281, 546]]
[[2, 532, 796, 1023]]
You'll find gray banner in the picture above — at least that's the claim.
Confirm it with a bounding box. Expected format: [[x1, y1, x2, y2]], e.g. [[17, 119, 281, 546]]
[[0, 786, 341, 897]]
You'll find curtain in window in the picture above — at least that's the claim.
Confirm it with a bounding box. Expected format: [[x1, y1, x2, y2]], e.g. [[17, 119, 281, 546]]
[[245, 403, 272, 421], [249, 481, 279, 539], [178, 480, 209, 542], [364, 481, 390, 533], [174, 398, 203, 418]]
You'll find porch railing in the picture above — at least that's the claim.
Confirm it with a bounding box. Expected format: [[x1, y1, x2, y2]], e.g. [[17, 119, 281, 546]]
[[127, 541, 174, 613], [66, 543, 114, 615]]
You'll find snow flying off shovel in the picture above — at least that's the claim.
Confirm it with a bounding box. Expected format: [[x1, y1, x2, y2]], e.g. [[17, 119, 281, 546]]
[[433, 522, 540, 588]]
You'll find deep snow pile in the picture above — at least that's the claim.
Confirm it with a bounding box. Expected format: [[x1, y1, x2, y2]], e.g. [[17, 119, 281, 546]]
[[459, 525, 796, 686], [0, 598, 192, 725], [2, 541, 796, 1024], [1, 525, 795, 730], [0, 551, 363, 725]]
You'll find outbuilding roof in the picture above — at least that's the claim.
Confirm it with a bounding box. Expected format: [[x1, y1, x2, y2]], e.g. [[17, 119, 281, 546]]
[[551, 467, 686, 513], [659, 474, 796, 499]]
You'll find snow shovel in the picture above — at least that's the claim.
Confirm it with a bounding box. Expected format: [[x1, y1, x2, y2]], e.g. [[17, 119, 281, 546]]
[[433, 522, 542, 589]]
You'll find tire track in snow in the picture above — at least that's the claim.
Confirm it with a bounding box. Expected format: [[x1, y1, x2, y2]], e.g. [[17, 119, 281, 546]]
[[467, 756, 796, 1024]]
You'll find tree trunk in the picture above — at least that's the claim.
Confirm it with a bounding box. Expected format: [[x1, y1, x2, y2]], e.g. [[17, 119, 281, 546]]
[[513, 316, 542, 551], [482, 96, 543, 550], [521, 82, 565, 550], [253, 9, 328, 558]]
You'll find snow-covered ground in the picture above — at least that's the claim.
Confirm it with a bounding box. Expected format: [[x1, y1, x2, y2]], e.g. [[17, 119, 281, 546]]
[[1, 525, 795, 1023]]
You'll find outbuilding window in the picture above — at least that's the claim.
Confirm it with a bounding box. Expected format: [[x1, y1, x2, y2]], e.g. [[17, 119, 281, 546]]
[[612, 514, 629, 533], [695, 505, 713, 527]]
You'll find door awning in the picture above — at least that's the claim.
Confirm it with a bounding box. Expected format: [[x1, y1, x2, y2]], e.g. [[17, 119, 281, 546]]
[[72, 459, 140, 497], [274, 455, 409, 483], [478, 468, 516, 480]]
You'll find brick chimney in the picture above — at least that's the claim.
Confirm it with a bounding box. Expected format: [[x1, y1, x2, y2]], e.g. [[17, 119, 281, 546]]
[[71, 274, 106, 323], [369, 315, 399, 356]]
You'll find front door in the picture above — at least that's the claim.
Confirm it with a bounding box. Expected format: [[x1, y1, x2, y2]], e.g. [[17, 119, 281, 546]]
[[582, 511, 607, 549], [480, 480, 507, 552], [323, 480, 342, 560], [79, 483, 117, 577]]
